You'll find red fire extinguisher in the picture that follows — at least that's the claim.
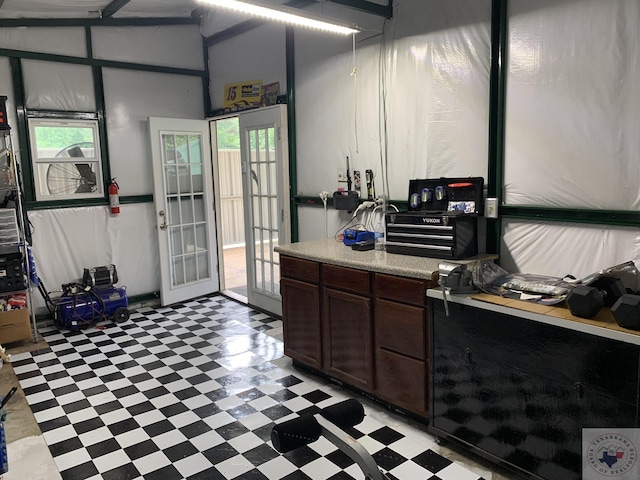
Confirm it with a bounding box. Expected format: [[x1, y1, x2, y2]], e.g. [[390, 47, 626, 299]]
[[108, 178, 120, 215]]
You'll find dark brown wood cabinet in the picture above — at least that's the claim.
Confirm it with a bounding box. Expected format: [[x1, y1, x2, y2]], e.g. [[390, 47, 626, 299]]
[[322, 263, 374, 391], [374, 273, 432, 416], [281, 256, 322, 369], [323, 287, 374, 391], [280, 254, 434, 419]]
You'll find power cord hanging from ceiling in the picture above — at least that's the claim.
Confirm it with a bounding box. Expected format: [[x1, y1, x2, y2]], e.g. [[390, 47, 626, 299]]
[[351, 32, 359, 154], [378, 12, 393, 201]]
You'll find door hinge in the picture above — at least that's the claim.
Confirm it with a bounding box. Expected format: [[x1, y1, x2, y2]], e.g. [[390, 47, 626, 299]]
[[241, 161, 248, 174]]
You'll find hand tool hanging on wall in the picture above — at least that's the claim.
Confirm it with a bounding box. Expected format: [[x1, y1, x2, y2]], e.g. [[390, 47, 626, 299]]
[[365, 169, 375, 200]]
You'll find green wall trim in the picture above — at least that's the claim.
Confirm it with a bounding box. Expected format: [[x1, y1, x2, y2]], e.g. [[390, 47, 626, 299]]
[[501, 206, 640, 227], [27, 195, 153, 211], [0, 17, 199, 28], [294, 195, 408, 211], [0, 48, 205, 77]]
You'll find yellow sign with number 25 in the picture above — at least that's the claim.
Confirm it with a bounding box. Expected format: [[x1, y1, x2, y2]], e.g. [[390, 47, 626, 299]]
[[223, 80, 262, 109]]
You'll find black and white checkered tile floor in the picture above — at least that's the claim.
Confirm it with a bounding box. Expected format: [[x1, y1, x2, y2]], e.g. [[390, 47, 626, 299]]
[[11, 294, 485, 480]]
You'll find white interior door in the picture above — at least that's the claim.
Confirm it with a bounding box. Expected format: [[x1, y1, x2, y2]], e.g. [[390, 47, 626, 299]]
[[149, 117, 219, 306], [239, 105, 290, 315]]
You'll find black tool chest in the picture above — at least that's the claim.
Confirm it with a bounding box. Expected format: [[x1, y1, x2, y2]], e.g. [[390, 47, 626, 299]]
[[385, 177, 483, 260]]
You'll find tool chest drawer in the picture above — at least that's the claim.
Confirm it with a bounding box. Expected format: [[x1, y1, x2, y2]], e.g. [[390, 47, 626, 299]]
[[281, 256, 319, 283], [322, 264, 370, 296], [385, 212, 477, 260]]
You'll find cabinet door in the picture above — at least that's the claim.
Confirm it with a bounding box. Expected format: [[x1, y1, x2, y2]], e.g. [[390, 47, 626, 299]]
[[281, 278, 321, 369], [323, 287, 374, 391]]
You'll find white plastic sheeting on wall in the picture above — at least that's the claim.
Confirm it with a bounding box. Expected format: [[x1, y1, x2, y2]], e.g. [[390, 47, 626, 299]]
[[502, 0, 640, 278], [0, 27, 86, 57], [500, 219, 640, 280], [208, 23, 286, 112], [103, 68, 204, 196], [505, 0, 640, 209], [293, 0, 491, 202], [28, 203, 160, 314], [22, 60, 96, 112], [92, 26, 204, 70]]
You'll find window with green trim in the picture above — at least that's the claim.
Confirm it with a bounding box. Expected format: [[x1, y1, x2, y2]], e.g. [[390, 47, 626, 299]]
[[28, 118, 103, 201]]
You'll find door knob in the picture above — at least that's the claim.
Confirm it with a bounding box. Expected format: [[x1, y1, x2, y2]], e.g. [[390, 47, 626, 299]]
[[159, 210, 168, 230]]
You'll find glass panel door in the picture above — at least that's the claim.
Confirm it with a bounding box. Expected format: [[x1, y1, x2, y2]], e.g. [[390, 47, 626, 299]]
[[150, 118, 219, 306]]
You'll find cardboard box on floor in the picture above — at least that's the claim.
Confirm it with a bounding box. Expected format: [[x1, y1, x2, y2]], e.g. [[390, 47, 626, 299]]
[[0, 308, 31, 344]]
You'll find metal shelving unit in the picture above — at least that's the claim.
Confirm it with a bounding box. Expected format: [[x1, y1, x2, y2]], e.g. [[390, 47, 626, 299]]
[[0, 129, 37, 342]]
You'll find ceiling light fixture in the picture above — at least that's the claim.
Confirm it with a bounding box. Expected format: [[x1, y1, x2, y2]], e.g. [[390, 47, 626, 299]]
[[198, 0, 360, 35]]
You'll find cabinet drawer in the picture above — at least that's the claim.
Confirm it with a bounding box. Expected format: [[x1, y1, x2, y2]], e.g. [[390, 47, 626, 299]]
[[374, 273, 425, 306], [323, 264, 370, 296], [376, 348, 427, 415], [375, 298, 426, 360], [281, 256, 319, 283]]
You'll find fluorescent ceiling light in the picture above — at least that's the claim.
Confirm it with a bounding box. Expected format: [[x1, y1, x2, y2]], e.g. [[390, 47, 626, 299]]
[[199, 0, 360, 35]]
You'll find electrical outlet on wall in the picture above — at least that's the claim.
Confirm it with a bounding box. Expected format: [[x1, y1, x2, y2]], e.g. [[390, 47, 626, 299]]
[[485, 198, 498, 218], [337, 168, 346, 183]]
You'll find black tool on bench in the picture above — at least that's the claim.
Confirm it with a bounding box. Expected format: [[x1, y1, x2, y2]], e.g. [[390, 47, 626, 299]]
[[612, 294, 640, 330], [565, 275, 626, 319], [271, 399, 391, 480]]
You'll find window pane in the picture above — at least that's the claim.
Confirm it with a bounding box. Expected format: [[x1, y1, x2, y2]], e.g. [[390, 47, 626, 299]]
[[34, 125, 95, 158], [30, 119, 103, 201]]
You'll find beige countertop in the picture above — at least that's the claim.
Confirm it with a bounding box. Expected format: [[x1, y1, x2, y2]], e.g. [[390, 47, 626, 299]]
[[275, 238, 495, 281]]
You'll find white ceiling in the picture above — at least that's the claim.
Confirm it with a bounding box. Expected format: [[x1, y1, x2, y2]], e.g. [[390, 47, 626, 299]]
[[0, 0, 198, 18], [0, 0, 387, 41]]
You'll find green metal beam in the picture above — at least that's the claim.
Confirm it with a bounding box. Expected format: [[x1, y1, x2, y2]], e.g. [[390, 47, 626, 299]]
[[286, 26, 299, 243], [0, 17, 199, 27], [9, 58, 36, 204], [26, 110, 98, 120], [85, 25, 93, 59], [93, 65, 113, 201], [486, 0, 508, 255], [294, 195, 408, 211], [202, 38, 212, 116], [27, 195, 152, 211], [327, 0, 392, 19], [102, 0, 132, 18], [204, 0, 316, 47], [501, 206, 640, 227], [0, 48, 205, 77]]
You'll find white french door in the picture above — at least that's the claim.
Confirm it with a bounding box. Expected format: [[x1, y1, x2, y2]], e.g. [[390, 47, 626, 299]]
[[149, 117, 219, 306], [239, 105, 290, 315]]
